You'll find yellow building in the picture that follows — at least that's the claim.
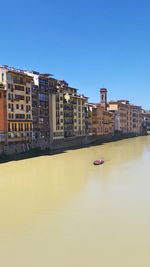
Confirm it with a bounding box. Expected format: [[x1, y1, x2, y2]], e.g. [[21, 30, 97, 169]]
[[0, 66, 33, 143]]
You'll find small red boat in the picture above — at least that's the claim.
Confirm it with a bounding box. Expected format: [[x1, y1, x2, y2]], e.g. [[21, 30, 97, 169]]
[[93, 159, 104, 165]]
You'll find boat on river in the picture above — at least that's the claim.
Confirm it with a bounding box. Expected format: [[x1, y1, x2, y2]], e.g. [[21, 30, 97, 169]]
[[93, 159, 104, 165]]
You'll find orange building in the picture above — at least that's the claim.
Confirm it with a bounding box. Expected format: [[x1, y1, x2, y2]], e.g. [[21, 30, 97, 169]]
[[91, 104, 113, 136], [0, 82, 7, 143], [88, 88, 113, 136]]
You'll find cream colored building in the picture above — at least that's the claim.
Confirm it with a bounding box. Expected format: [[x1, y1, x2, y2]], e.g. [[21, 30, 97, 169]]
[[50, 80, 88, 140], [108, 100, 142, 134]]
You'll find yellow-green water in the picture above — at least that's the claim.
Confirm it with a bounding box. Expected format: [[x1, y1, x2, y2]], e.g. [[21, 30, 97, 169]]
[[0, 136, 150, 267]]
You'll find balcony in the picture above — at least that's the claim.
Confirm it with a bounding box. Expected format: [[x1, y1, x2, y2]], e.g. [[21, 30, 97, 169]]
[[13, 79, 26, 85]]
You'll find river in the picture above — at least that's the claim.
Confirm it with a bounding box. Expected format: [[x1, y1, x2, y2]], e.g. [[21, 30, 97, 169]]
[[0, 136, 150, 267]]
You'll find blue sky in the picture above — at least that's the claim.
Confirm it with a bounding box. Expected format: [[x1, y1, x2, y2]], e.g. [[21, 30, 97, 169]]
[[1, 0, 150, 109]]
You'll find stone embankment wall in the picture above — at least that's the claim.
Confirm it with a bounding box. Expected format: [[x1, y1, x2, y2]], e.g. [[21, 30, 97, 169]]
[[0, 139, 50, 155], [0, 133, 139, 158]]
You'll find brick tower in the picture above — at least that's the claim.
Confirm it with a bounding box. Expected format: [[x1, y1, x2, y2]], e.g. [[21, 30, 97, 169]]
[[100, 88, 107, 110]]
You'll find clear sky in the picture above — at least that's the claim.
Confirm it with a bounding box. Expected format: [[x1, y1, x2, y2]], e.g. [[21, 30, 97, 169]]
[[1, 0, 150, 109]]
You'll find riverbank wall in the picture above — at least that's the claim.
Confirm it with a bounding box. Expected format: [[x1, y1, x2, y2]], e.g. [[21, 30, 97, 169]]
[[0, 132, 144, 163]]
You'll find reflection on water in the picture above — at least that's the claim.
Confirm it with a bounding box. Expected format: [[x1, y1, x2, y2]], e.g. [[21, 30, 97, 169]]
[[0, 136, 150, 267]]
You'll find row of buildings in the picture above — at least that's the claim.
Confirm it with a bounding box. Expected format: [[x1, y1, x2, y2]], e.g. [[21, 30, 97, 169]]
[[0, 65, 149, 146]]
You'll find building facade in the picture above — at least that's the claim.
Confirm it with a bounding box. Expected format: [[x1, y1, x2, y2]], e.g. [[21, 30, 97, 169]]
[[0, 66, 33, 143], [89, 104, 113, 136], [88, 88, 113, 136], [108, 100, 142, 134], [51, 80, 88, 140], [0, 64, 145, 152], [0, 82, 7, 143], [25, 71, 57, 141], [142, 110, 150, 132]]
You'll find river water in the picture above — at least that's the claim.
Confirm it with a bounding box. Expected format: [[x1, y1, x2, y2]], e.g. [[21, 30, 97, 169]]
[[0, 136, 150, 267]]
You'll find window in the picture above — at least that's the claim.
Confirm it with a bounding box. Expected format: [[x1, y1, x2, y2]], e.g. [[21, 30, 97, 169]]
[[39, 79, 48, 86], [24, 123, 29, 131], [8, 93, 13, 100], [9, 84, 14, 92], [7, 73, 12, 82], [15, 85, 24, 91], [16, 104, 19, 109], [26, 87, 30, 94], [39, 93, 47, 101], [15, 114, 25, 119], [26, 96, 30, 103], [15, 94, 25, 101], [8, 103, 14, 111], [1, 73, 4, 82], [20, 77, 23, 84], [26, 114, 29, 119], [8, 123, 10, 131], [13, 76, 25, 85], [21, 104, 24, 110], [26, 105, 31, 112]]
